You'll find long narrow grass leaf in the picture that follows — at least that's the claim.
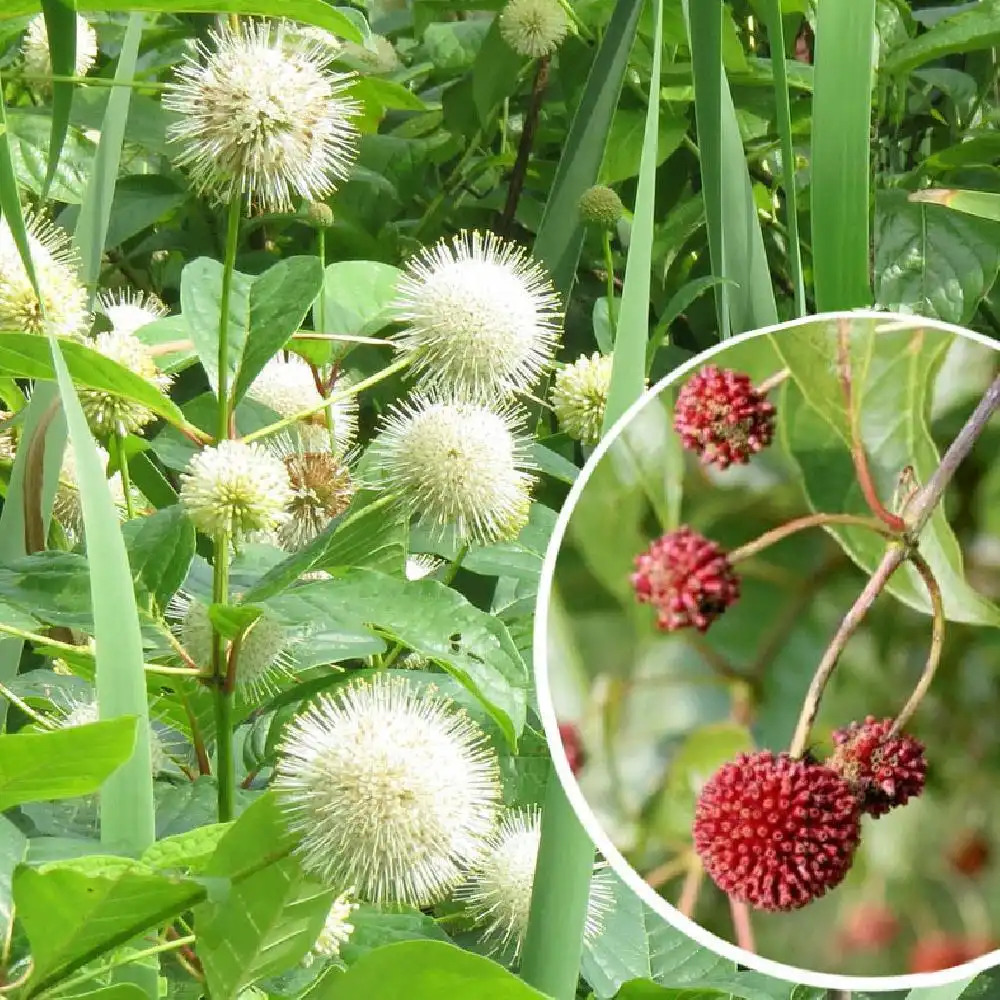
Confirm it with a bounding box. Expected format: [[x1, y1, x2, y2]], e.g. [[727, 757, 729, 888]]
[[811, 0, 876, 310], [40, 0, 77, 201], [74, 13, 144, 297], [603, 0, 663, 432], [761, 0, 805, 316], [909, 187, 1000, 221], [532, 0, 644, 297], [685, 0, 729, 339]]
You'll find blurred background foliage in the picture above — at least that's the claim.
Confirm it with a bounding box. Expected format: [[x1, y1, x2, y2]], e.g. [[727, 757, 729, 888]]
[[548, 318, 1000, 977]]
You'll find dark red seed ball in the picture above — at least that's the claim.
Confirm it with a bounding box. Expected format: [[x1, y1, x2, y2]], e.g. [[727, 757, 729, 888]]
[[693, 750, 861, 912], [630, 526, 739, 633], [828, 716, 926, 818], [673, 365, 776, 470], [558, 721, 585, 776]]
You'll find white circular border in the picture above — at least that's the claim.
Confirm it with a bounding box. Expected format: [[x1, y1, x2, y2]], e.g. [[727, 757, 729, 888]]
[[533, 309, 1000, 992]]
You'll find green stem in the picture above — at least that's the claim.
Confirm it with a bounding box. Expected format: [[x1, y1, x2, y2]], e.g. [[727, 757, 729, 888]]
[[240, 354, 411, 445], [602, 231, 617, 340], [114, 433, 135, 520], [217, 199, 241, 442], [0, 678, 54, 729], [49, 935, 196, 997], [520, 774, 594, 999], [211, 530, 233, 822]]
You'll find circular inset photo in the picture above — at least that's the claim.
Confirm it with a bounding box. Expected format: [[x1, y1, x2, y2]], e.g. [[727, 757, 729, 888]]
[[536, 311, 1000, 985]]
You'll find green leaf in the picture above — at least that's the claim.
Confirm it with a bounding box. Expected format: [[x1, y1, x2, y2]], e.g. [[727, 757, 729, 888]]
[[906, 981, 980, 1000], [307, 940, 553, 999], [0, 551, 93, 629], [0, 333, 186, 429], [1, 0, 361, 41], [266, 568, 528, 744], [207, 602, 262, 640], [603, 0, 662, 432], [195, 794, 332, 999], [7, 113, 93, 205], [580, 871, 650, 999], [0, 718, 137, 810], [14, 855, 200, 997], [338, 904, 450, 963], [59, 988, 150, 1000], [39, 0, 77, 202], [316, 260, 402, 339], [772, 316, 1000, 625], [909, 187, 1000, 222], [122, 505, 195, 611], [0, 815, 26, 951], [139, 823, 230, 873], [232, 256, 325, 406], [884, 0, 1000, 74], [533, 0, 644, 297], [647, 919, 734, 983], [810, 0, 875, 310], [875, 190, 1000, 325], [600, 107, 688, 186], [423, 20, 490, 71], [470, 18, 528, 127]]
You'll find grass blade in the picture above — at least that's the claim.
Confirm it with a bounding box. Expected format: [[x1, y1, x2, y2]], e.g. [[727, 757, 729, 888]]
[[761, 0, 805, 316], [909, 187, 1000, 221], [603, 0, 663, 432], [39, 0, 76, 201], [684, 0, 778, 335], [74, 13, 144, 297], [810, 0, 876, 311], [686, 0, 729, 340], [532, 0, 644, 298]]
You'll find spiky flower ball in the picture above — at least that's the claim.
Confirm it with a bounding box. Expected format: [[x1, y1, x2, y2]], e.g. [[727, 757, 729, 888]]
[[180, 439, 291, 540], [267, 438, 355, 550], [498, 0, 568, 58], [247, 354, 357, 456], [53, 444, 127, 539], [673, 365, 776, 469], [693, 750, 861, 911], [631, 526, 739, 632], [405, 554, 443, 581], [550, 352, 613, 445], [274, 672, 502, 905], [313, 889, 359, 959], [0, 213, 90, 340], [22, 14, 98, 87], [78, 330, 173, 437], [828, 716, 926, 818], [376, 395, 535, 546], [577, 186, 625, 230], [98, 289, 168, 338], [394, 230, 562, 402], [457, 808, 614, 959], [163, 20, 361, 212]]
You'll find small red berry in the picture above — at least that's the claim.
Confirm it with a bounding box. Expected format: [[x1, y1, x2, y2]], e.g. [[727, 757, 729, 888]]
[[692, 750, 861, 912], [673, 365, 776, 469], [948, 830, 991, 877], [828, 716, 926, 818], [631, 526, 739, 632], [908, 935, 995, 973], [837, 902, 900, 951], [558, 721, 585, 775]]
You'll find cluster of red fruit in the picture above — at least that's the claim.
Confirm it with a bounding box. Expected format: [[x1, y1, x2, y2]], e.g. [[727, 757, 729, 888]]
[[630, 367, 931, 912]]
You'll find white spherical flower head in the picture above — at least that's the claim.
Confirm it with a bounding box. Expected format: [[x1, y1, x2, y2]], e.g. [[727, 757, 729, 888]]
[[498, 0, 568, 58], [274, 672, 502, 906], [180, 439, 292, 540], [79, 330, 173, 437], [167, 591, 214, 669], [0, 213, 90, 340], [248, 354, 358, 456], [394, 230, 562, 401], [53, 443, 127, 540], [457, 808, 614, 959], [98, 289, 168, 338], [404, 554, 442, 581], [163, 20, 361, 213], [376, 395, 535, 546], [23, 14, 98, 84], [313, 889, 359, 959], [550, 351, 614, 445]]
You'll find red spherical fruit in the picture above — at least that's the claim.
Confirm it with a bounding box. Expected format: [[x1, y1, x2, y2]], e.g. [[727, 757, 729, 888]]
[[692, 750, 861, 911], [949, 830, 991, 877], [908, 935, 987, 974], [673, 365, 776, 469], [828, 716, 926, 818], [558, 721, 585, 776], [631, 526, 739, 632], [838, 902, 900, 951]]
